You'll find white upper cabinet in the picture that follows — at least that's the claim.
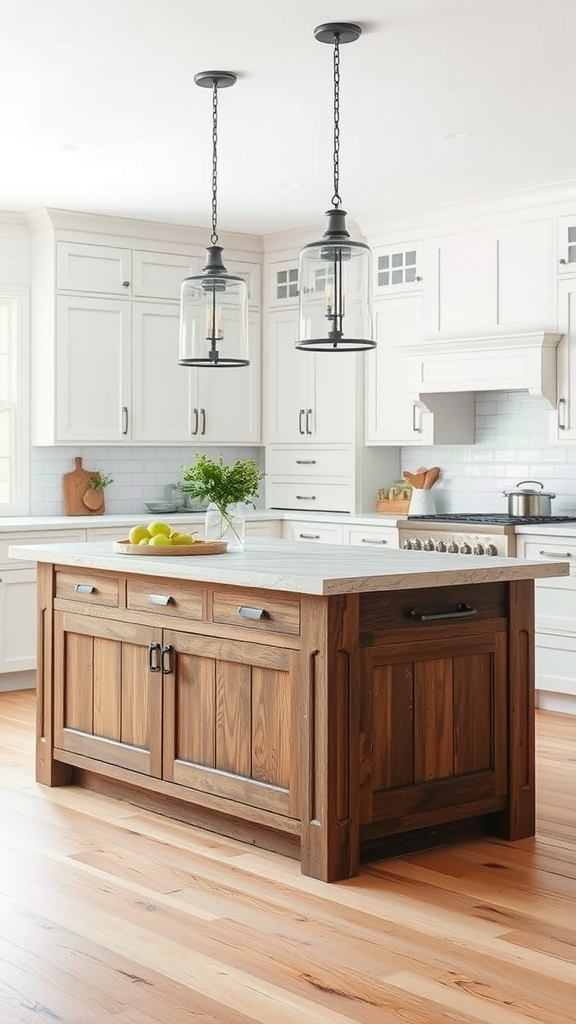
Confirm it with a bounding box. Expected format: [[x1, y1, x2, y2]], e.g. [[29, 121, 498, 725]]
[[57, 242, 133, 295], [226, 260, 261, 309], [557, 215, 576, 275], [366, 296, 474, 445], [552, 277, 576, 443], [268, 260, 300, 308], [189, 312, 261, 445], [373, 241, 423, 296], [425, 219, 553, 338], [131, 250, 198, 300], [266, 306, 356, 444]]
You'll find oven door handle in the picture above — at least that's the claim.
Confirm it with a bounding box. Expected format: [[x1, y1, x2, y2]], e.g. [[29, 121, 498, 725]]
[[406, 602, 477, 622]]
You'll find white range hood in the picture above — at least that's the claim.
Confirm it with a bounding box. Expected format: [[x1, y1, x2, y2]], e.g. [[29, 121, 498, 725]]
[[405, 331, 562, 408]]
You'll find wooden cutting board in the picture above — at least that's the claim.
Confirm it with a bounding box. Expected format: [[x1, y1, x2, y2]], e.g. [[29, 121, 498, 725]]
[[63, 457, 105, 516]]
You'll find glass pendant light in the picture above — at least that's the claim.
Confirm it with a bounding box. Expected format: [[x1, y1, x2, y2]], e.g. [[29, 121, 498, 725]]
[[297, 23, 375, 353], [179, 71, 249, 367]]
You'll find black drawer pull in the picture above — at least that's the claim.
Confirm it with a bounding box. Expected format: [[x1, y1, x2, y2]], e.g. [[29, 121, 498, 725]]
[[296, 459, 317, 465], [148, 594, 173, 606], [296, 495, 316, 501], [406, 602, 477, 622], [237, 606, 267, 620], [148, 642, 161, 672], [75, 584, 95, 594]]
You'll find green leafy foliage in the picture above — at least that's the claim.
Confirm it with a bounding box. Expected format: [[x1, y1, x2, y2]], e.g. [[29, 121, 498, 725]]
[[181, 455, 264, 513], [88, 473, 114, 491]]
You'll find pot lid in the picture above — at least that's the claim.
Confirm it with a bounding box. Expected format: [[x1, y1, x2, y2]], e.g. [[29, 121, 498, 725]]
[[503, 479, 556, 498]]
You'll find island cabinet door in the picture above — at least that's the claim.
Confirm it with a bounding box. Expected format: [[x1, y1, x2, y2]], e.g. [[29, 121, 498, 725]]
[[53, 611, 163, 777], [161, 629, 300, 819], [358, 609, 509, 837]]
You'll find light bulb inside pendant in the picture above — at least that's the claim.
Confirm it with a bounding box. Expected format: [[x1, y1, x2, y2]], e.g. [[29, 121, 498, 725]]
[[179, 71, 249, 368], [297, 23, 375, 353]]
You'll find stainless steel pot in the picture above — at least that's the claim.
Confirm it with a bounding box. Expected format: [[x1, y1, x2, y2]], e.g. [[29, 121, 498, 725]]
[[503, 479, 556, 517]]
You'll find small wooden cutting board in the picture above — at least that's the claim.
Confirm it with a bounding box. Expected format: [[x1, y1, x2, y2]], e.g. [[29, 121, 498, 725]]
[[63, 457, 105, 516]]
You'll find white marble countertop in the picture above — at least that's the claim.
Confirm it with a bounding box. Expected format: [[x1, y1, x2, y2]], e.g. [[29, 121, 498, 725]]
[[8, 537, 569, 596]]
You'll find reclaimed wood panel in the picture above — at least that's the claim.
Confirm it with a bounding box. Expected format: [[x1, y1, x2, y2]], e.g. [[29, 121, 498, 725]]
[[251, 665, 290, 789], [64, 631, 94, 734], [414, 658, 454, 782], [175, 653, 216, 768], [216, 660, 251, 777], [453, 651, 493, 775], [93, 636, 121, 741], [372, 661, 414, 792]]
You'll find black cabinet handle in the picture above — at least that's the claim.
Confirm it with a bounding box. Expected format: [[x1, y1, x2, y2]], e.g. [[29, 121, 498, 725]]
[[191, 408, 199, 435], [200, 408, 206, 435], [161, 644, 173, 674], [122, 406, 129, 435], [298, 409, 306, 434], [305, 408, 313, 434], [148, 642, 161, 672], [406, 602, 477, 622]]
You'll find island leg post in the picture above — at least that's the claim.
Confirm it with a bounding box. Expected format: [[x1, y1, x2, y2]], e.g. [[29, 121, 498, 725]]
[[36, 563, 73, 787]]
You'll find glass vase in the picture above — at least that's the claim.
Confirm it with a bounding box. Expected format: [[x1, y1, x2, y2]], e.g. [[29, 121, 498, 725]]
[[204, 502, 245, 552]]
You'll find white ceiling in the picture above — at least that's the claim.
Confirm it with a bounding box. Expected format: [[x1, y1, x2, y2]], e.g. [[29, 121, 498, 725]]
[[1, 0, 576, 237]]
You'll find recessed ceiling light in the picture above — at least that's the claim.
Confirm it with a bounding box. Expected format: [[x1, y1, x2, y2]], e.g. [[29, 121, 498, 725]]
[[442, 130, 475, 140], [60, 142, 89, 152], [279, 181, 304, 190]]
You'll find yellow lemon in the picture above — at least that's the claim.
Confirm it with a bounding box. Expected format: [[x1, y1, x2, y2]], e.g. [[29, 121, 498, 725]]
[[129, 524, 151, 544], [148, 521, 171, 537], [171, 533, 195, 545], [149, 533, 172, 546], [138, 537, 150, 545]]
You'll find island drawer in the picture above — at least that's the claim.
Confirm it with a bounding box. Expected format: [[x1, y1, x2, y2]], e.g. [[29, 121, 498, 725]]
[[211, 588, 301, 636], [360, 582, 507, 638], [126, 577, 204, 620], [55, 570, 120, 607]]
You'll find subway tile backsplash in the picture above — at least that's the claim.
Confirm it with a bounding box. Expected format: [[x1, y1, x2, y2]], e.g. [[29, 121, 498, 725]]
[[29, 391, 576, 517], [400, 390, 576, 515], [30, 446, 264, 516]]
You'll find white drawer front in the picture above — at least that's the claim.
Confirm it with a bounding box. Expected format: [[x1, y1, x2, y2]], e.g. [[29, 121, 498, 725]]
[[517, 537, 576, 575], [535, 633, 576, 695], [2, 530, 86, 568], [282, 520, 343, 544], [346, 525, 399, 548], [266, 446, 353, 477], [536, 579, 576, 632], [268, 482, 353, 513]]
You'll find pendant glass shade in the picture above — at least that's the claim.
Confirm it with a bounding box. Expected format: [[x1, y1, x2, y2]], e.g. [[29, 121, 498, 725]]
[[297, 209, 374, 352], [179, 245, 249, 366]]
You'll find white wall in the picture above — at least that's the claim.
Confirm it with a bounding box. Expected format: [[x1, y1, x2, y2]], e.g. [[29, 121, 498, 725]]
[[401, 390, 576, 515]]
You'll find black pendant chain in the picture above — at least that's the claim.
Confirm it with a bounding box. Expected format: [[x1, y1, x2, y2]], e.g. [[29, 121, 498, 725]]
[[331, 33, 341, 209], [211, 80, 219, 245]]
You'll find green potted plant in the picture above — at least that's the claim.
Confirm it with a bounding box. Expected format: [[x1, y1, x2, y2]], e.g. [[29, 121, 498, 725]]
[[82, 472, 114, 514], [181, 455, 264, 550]]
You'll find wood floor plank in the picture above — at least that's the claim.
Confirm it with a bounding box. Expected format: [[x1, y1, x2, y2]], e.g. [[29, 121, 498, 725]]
[[0, 689, 575, 1023]]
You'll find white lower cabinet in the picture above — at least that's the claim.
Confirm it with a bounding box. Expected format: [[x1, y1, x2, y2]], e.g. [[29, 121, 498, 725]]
[[515, 534, 576, 713], [344, 524, 399, 548], [0, 568, 37, 673], [281, 520, 344, 544]]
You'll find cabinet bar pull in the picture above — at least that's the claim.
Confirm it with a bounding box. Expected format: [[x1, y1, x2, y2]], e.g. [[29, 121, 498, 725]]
[[412, 403, 422, 432], [161, 644, 173, 674], [200, 408, 206, 435], [147, 594, 173, 606], [192, 408, 199, 435], [558, 397, 567, 431], [406, 602, 477, 622], [306, 408, 313, 434], [298, 409, 306, 434], [148, 642, 161, 672], [539, 550, 573, 558], [74, 584, 95, 594], [237, 605, 267, 620], [299, 532, 320, 539], [122, 406, 129, 435], [296, 459, 317, 465], [361, 538, 388, 545], [296, 495, 316, 501]]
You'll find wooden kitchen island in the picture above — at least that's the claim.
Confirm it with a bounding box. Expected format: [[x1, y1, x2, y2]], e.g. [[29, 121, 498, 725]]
[[11, 538, 569, 881]]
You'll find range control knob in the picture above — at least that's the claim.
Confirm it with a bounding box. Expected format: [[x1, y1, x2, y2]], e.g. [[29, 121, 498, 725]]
[[435, 540, 446, 552], [422, 538, 435, 551], [412, 538, 422, 550], [485, 543, 498, 557], [402, 538, 414, 549], [447, 540, 459, 553], [473, 542, 485, 555], [459, 542, 472, 555]]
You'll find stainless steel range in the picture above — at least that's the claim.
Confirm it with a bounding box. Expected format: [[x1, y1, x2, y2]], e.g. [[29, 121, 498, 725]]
[[398, 513, 576, 558]]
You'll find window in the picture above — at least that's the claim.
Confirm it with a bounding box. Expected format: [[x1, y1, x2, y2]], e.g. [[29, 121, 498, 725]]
[[0, 288, 29, 514]]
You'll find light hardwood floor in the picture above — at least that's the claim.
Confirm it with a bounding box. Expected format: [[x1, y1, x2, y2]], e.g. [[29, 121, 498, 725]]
[[1, 689, 575, 1024]]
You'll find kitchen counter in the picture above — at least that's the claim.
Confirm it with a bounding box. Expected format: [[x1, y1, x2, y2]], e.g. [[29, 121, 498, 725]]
[[8, 537, 567, 595], [21, 538, 565, 882]]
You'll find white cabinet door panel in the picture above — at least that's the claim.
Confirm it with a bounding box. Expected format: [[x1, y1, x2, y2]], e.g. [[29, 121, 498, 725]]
[[57, 242, 132, 295], [194, 312, 260, 445], [131, 302, 195, 443], [0, 569, 37, 673], [56, 295, 131, 442], [132, 251, 198, 300]]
